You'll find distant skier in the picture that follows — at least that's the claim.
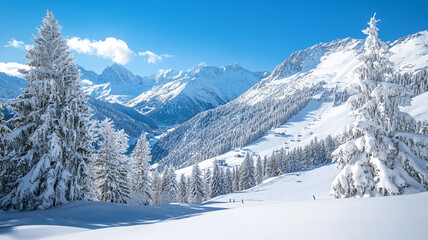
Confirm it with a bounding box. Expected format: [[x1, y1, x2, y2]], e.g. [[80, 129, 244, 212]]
[[313, 195, 316, 200], [242, 199, 244, 204]]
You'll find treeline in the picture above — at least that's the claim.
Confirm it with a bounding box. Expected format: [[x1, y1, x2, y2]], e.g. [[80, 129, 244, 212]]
[[392, 68, 428, 96], [153, 83, 323, 169], [170, 135, 340, 204]]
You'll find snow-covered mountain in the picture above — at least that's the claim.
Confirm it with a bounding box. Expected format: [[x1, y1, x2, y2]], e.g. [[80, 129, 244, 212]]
[[80, 63, 267, 125], [0, 72, 27, 99], [87, 97, 158, 139], [0, 71, 158, 138], [153, 31, 428, 168], [80, 64, 156, 103], [127, 64, 268, 124]]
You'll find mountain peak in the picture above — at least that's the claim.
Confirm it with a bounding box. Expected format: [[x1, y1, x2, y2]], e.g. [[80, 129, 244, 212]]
[[105, 63, 132, 74], [268, 37, 361, 81], [100, 64, 136, 84], [222, 63, 243, 71]]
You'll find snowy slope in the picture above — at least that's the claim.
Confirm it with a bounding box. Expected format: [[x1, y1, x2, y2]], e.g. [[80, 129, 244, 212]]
[[127, 64, 268, 124], [175, 89, 427, 177], [1, 164, 427, 240], [401, 91, 428, 121], [0, 72, 27, 99], [240, 37, 362, 105], [157, 31, 428, 169], [211, 164, 340, 205], [87, 97, 158, 139], [56, 192, 427, 240], [390, 31, 428, 73]]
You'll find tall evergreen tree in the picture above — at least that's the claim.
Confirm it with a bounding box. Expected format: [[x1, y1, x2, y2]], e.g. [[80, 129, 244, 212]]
[[130, 134, 152, 205], [224, 167, 233, 194], [0, 10, 92, 210], [151, 171, 162, 205], [0, 103, 9, 137], [210, 162, 223, 198], [0, 103, 10, 158], [189, 163, 205, 204], [331, 14, 428, 198], [264, 155, 275, 179], [203, 168, 211, 199], [93, 118, 130, 203], [239, 153, 256, 190], [160, 165, 178, 204], [219, 167, 226, 195], [418, 121, 428, 135], [186, 176, 192, 200], [255, 156, 263, 185], [232, 166, 240, 191], [178, 173, 188, 203]]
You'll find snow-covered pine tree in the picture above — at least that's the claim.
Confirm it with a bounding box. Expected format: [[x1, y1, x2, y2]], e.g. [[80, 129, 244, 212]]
[[312, 137, 321, 165], [203, 168, 211, 200], [262, 156, 270, 180], [263, 156, 274, 179], [93, 118, 130, 203], [331, 14, 428, 198], [255, 156, 263, 185], [418, 121, 428, 135], [0, 102, 10, 158], [224, 167, 233, 194], [239, 153, 256, 190], [300, 146, 310, 169], [218, 167, 226, 195], [0, 103, 10, 196], [324, 135, 337, 160], [189, 163, 205, 204], [0, 10, 93, 210], [130, 134, 152, 205], [151, 171, 162, 205], [186, 176, 192, 200], [178, 173, 188, 203], [210, 162, 223, 198], [278, 148, 287, 173], [232, 166, 240, 191], [271, 152, 280, 174], [160, 165, 178, 204], [0, 103, 9, 137]]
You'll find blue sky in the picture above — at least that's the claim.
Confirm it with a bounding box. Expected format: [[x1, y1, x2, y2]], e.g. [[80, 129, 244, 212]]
[[0, 0, 427, 76]]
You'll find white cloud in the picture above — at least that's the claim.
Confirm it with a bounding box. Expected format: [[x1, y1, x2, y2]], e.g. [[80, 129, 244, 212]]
[[0, 62, 30, 76], [5, 39, 24, 48], [4, 38, 33, 50], [4, 37, 171, 66], [138, 50, 173, 64], [67, 37, 134, 65], [80, 79, 93, 86]]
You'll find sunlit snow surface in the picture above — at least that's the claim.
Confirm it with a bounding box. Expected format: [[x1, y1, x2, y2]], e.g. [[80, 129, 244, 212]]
[[175, 32, 428, 177], [1, 32, 427, 240], [1, 164, 427, 240], [401, 92, 428, 122], [175, 91, 427, 178]]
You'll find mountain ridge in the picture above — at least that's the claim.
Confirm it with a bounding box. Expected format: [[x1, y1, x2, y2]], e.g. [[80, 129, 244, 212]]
[[152, 31, 428, 168]]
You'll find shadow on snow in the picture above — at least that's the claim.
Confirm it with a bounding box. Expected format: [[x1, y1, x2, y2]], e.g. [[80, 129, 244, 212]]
[[0, 200, 226, 235]]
